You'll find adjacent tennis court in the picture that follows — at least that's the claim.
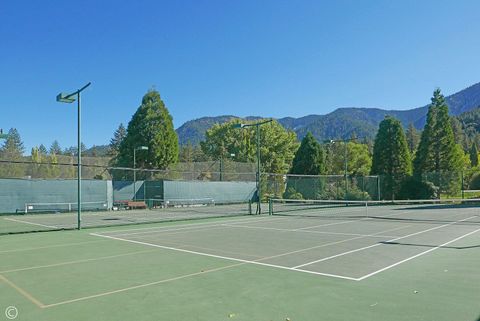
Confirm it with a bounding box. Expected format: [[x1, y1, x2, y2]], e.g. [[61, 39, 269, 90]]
[[1, 200, 479, 321]]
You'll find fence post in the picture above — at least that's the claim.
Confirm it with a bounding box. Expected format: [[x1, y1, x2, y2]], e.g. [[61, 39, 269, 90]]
[[377, 176, 381, 201]]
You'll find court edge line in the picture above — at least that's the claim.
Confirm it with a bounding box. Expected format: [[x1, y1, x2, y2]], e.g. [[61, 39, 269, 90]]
[[98, 215, 276, 234], [0, 249, 159, 274], [0, 240, 108, 254], [91, 224, 411, 285], [292, 204, 454, 231], [0, 274, 45, 308], [41, 262, 245, 308], [136, 224, 410, 261], [221, 223, 397, 238], [102, 216, 283, 236], [113, 223, 245, 237], [293, 202, 418, 231], [357, 225, 480, 280], [137, 237, 265, 259], [115, 206, 412, 238], [293, 215, 477, 269], [90, 233, 359, 281], [3, 217, 59, 229], [21, 223, 411, 308]]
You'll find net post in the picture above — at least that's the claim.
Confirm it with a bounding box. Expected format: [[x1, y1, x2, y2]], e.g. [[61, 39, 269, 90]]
[[248, 199, 252, 215], [268, 197, 273, 215], [365, 200, 368, 218]]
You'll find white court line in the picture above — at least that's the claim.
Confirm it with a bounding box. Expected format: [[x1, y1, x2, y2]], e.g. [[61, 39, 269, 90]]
[[293, 204, 424, 231], [0, 249, 158, 273], [3, 217, 59, 229], [90, 224, 411, 282], [90, 232, 359, 281], [0, 240, 107, 254], [293, 215, 477, 269], [221, 223, 397, 238], [255, 225, 412, 262], [41, 262, 246, 308], [100, 216, 282, 236], [113, 224, 230, 237], [110, 217, 287, 237], [357, 225, 480, 280]]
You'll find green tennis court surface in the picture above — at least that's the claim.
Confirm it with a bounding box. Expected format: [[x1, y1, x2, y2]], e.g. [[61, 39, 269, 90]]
[[1, 204, 479, 321]]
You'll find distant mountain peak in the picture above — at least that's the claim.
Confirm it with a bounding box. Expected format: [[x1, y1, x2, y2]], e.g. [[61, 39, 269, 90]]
[[176, 82, 480, 145]]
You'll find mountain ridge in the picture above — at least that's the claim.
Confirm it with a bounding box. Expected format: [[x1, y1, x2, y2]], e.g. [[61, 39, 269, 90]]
[[176, 82, 480, 144]]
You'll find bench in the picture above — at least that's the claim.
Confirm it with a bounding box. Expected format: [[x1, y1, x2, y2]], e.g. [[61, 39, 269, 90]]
[[127, 201, 147, 210]]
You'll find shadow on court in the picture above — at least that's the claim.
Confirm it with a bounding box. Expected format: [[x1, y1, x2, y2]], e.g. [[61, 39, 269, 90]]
[[368, 215, 480, 226], [381, 241, 480, 250]]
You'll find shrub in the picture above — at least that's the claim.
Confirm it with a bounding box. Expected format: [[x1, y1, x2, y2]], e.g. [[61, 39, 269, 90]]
[[469, 173, 480, 190], [398, 177, 438, 200]]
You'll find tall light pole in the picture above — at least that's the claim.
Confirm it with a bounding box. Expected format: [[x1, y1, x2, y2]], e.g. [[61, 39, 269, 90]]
[[234, 119, 273, 214], [133, 146, 149, 200], [56, 82, 91, 230], [219, 151, 235, 181]]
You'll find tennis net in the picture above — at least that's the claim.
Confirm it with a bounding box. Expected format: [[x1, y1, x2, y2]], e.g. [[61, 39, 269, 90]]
[[268, 198, 480, 223]]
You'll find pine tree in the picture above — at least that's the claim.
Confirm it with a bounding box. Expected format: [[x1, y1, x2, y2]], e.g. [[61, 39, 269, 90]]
[[371, 116, 412, 199], [179, 142, 195, 162], [470, 143, 478, 167], [283, 132, 325, 199], [405, 123, 420, 154], [116, 90, 179, 171], [0, 128, 25, 178], [290, 132, 325, 175], [413, 89, 464, 193], [0, 128, 25, 158], [38, 144, 48, 155], [109, 123, 126, 156], [50, 140, 62, 155]]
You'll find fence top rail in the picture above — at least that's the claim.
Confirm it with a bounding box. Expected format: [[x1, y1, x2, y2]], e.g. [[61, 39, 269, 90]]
[[269, 197, 480, 205], [265, 173, 380, 178]]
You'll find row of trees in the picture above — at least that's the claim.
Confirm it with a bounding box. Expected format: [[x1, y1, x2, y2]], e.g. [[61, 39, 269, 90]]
[[272, 89, 478, 200], [370, 89, 470, 199], [2, 88, 479, 201]]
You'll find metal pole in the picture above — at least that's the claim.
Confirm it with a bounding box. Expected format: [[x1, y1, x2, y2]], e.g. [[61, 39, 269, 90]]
[[344, 141, 348, 201], [133, 148, 136, 201], [77, 92, 81, 230], [256, 124, 261, 214], [461, 171, 464, 199], [219, 156, 223, 181]]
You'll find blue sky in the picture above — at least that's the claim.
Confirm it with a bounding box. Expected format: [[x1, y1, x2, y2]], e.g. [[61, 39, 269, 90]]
[[1, 0, 480, 152]]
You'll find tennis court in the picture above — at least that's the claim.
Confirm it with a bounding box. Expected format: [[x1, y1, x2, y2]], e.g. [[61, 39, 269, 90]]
[[1, 200, 479, 321]]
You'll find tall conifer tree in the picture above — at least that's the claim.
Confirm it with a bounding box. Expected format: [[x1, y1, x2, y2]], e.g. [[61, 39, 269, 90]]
[[405, 123, 420, 154], [116, 90, 178, 171], [414, 89, 463, 175], [371, 116, 412, 199], [290, 132, 325, 175], [109, 123, 127, 156], [413, 89, 464, 193], [470, 143, 478, 167]]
